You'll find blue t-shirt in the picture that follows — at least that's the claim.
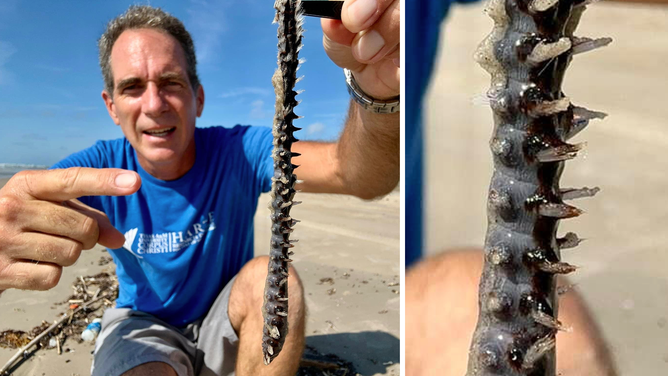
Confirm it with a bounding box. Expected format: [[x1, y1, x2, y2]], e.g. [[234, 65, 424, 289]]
[[52, 125, 273, 326], [406, 0, 479, 267]]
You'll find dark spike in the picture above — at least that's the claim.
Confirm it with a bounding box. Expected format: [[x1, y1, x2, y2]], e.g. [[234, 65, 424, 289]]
[[529, 0, 559, 12], [535, 142, 585, 162], [571, 36, 612, 55], [527, 38, 571, 64], [558, 232, 584, 249], [538, 260, 578, 274], [538, 202, 583, 218], [573, 106, 607, 121], [529, 96, 570, 117], [532, 310, 570, 332], [557, 283, 576, 296], [522, 334, 556, 370], [561, 186, 600, 201], [566, 106, 606, 140]]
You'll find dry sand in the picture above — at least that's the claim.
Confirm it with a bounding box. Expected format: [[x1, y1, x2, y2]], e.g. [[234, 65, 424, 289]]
[[423, 2, 668, 375], [0, 176, 399, 376]]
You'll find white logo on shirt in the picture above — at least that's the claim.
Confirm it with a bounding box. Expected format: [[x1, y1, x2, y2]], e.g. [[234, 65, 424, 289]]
[[122, 212, 216, 257]]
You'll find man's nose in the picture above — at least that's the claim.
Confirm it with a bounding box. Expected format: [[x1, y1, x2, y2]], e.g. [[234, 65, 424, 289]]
[[142, 83, 169, 116]]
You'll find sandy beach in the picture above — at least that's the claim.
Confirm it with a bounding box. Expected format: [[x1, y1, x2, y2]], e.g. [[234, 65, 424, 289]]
[[422, 2, 668, 375], [0, 175, 399, 375]]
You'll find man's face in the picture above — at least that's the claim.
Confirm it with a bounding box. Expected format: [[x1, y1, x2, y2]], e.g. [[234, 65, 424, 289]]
[[102, 28, 204, 169]]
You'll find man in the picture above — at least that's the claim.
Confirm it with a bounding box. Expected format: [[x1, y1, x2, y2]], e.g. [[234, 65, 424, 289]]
[[0, 2, 399, 375]]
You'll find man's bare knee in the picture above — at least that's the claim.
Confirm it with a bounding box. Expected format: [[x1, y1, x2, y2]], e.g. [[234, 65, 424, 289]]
[[229, 256, 305, 332], [406, 249, 617, 376], [121, 361, 178, 376]]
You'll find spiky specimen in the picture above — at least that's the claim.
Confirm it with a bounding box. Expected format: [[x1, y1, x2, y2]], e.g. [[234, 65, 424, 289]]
[[466, 0, 609, 375], [262, 0, 304, 366]]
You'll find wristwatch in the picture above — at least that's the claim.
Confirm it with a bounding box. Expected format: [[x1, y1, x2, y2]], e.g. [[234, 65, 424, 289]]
[[344, 68, 400, 114]]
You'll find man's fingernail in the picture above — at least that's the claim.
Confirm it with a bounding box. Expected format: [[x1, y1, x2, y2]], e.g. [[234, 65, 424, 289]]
[[115, 173, 137, 188], [355, 30, 385, 61], [348, 0, 377, 27], [393, 58, 400, 68]]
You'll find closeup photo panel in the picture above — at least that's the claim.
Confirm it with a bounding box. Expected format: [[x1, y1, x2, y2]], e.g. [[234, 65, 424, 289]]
[[406, 0, 667, 375]]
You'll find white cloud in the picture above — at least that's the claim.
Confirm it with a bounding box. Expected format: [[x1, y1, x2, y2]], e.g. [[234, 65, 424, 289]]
[[220, 87, 271, 98], [250, 99, 272, 119], [0, 41, 17, 85], [185, 0, 230, 64], [306, 122, 325, 136]]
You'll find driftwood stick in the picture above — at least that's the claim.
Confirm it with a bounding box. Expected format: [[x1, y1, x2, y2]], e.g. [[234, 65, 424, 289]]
[[56, 334, 62, 355], [0, 294, 107, 375]]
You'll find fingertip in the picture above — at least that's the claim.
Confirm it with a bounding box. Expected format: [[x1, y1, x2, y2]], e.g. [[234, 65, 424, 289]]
[[98, 226, 125, 249], [113, 170, 142, 193], [342, 0, 379, 34]]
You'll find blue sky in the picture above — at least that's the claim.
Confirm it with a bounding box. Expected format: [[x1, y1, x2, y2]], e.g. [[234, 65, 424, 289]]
[[0, 0, 350, 165]]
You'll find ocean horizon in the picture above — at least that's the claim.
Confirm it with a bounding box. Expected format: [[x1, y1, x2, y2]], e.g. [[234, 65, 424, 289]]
[[0, 163, 50, 179]]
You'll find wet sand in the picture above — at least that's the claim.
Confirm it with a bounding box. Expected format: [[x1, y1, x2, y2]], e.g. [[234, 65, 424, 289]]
[[423, 2, 668, 375], [0, 175, 399, 375]]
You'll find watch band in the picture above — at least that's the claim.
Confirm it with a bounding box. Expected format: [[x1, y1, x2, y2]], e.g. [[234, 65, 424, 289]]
[[344, 68, 400, 114]]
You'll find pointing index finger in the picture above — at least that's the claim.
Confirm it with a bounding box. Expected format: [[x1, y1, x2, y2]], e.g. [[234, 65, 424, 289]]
[[19, 167, 141, 202]]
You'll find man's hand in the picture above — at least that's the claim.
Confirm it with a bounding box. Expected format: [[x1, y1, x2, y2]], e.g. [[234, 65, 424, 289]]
[[0, 168, 141, 291], [321, 0, 400, 99]]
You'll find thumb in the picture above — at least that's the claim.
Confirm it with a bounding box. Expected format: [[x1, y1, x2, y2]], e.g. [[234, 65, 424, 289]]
[[322, 21, 364, 71], [96, 215, 126, 249], [65, 199, 126, 249]]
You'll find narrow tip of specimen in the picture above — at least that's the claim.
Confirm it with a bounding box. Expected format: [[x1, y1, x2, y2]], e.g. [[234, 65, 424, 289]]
[[558, 232, 585, 249], [561, 186, 600, 201], [571, 36, 613, 55], [527, 38, 572, 64], [535, 142, 585, 163], [538, 202, 584, 218], [522, 334, 556, 370]]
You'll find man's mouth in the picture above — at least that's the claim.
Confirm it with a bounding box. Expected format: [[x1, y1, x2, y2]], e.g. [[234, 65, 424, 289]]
[[143, 127, 176, 137]]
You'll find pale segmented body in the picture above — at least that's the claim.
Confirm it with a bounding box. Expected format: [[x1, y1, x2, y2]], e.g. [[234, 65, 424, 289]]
[[261, 0, 304, 366], [466, 0, 609, 374]]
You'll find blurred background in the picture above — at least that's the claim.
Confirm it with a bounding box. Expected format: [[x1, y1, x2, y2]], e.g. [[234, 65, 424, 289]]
[[421, 0, 668, 374]]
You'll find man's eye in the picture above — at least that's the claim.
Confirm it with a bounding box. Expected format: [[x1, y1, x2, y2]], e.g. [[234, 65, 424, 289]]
[[162, 81, 184, 92], [123, 84, 141, 93]]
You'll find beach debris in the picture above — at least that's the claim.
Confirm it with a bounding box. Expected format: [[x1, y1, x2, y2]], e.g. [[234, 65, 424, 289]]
[[80, 319, 103, 342], [318, 278, 335, 285], [297, 345, 356, 376], [0, 271, 118, 375]]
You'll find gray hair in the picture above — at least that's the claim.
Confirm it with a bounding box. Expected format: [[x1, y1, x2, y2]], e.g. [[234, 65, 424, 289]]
[[98, 5, 200, 97]]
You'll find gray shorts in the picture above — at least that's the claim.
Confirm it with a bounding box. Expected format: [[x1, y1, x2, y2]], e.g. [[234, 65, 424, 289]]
[[91, 277, 238, 376]]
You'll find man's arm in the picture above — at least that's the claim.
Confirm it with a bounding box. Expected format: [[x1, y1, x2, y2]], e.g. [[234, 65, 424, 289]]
[[292, 103, 399, 200], [291, 0, 400, 200]]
